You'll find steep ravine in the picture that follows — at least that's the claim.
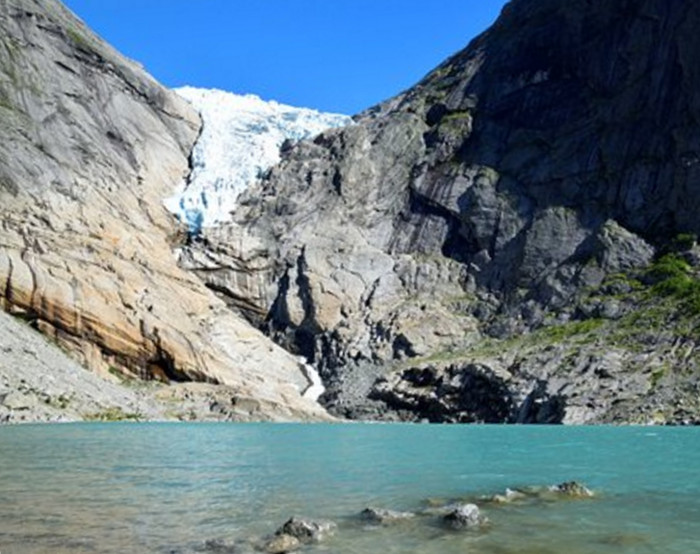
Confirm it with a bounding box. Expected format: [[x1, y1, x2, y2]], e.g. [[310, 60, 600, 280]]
[[187, 0, 700, 424]]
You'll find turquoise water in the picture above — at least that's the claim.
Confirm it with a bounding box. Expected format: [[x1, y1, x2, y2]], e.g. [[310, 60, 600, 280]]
[[0, 424, 699, 553]]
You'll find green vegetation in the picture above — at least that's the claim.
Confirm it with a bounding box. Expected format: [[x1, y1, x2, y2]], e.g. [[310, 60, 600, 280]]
[[671, 233, 697, 252], [66, 27, 90, 50], [442, 110, 471, 122], [535, 318, 605, 342], [650, 366, 667, 388], [0, 88, 13, 111], [85, 407, 142, 422], [600, 271, 644, 293], [108, 365, 123, 378], [430, 66, 451, 80], [645, 254, 700, 315], [396, 241, 700, 408]]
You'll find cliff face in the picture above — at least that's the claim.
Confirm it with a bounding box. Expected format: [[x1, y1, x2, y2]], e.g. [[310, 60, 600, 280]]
[[190, 0, 700, 423], [0, 0, 329, 420]]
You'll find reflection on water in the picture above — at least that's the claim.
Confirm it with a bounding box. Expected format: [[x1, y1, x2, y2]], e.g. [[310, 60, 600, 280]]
[[0, 423, 699, 553]]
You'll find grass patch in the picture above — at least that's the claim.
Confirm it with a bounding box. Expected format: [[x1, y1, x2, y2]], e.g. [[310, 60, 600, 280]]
[[0, 87, 13, 111], [66, 27, 91, 50], [84, 407, 142, 422], [442, 110, 471, 122], [650, 366, 666, 388], [645, 254, 700, 315], [671, 233, 697, 252], [535, 318, 605, 343]]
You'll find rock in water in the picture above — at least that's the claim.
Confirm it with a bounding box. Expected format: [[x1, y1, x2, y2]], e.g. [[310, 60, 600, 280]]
[[0, 0, 329, 421], [486, 488, 528, 505], [275, 517, 336, 543], [550, 481, 594, 498], [202, 538, 238, 553], [264, 534, 300, 554], [360, 507, 416, 524], [442, 504, 488, 530]]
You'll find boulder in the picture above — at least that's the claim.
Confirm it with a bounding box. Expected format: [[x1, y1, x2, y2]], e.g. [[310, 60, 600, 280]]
[[442, 504, 488, 530], [275, 517, 336, 543]]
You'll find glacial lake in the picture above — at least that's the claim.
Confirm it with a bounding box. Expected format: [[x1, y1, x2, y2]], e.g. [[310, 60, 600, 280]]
[[0, 423, 699, 553]]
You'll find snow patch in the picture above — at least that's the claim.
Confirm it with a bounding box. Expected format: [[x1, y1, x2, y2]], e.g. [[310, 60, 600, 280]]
[[165, 87, 352, 232]]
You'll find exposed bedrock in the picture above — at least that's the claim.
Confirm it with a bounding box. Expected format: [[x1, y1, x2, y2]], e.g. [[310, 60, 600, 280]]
[[184, 0, 700, 423], [0, 0, 329, 420]]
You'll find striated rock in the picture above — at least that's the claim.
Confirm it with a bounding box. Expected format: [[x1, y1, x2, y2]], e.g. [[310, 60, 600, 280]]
[[442, 504, 488, 530], [0, 0, 329, 420]]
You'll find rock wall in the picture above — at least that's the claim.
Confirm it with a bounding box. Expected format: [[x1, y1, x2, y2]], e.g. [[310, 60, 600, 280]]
[[0, 0, 328, 420], [186, 0, 700, 423]]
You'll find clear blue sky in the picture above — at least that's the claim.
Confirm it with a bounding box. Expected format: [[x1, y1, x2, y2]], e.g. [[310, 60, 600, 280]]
[[62, 1, 508, 115]]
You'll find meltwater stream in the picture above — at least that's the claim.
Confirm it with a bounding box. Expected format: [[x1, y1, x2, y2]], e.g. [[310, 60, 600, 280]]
[[0, 424, 699, 553]]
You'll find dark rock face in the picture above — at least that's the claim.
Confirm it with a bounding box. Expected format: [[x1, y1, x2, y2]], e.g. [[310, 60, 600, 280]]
[[370, 364, 516, 423], [188, 0, 700, 423]]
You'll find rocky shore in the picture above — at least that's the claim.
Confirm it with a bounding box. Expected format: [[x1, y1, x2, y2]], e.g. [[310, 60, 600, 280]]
[[193, 481, 595, 554]]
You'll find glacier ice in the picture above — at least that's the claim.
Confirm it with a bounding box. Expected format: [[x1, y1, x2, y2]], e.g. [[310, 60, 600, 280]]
[[165, 87, 352, 233]]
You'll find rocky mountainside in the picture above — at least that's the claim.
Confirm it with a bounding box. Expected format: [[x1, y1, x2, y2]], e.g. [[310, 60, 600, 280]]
[[188, 0, 700, 424], [0, 0, 329, 421]]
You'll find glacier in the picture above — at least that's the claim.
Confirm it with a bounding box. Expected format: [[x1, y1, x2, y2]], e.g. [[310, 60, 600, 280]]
[[165, 86, 352, 233]]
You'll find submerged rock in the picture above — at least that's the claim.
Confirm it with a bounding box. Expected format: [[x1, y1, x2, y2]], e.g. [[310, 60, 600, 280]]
[[360, 507, 416, 524], [275, 517, 336, 543], [202, 538, 238, 553], [549, 481, 594, 498], [442, 504, 488, 530], [485, 488, 528, 505], [264, 534, 300, 554], [495, 481, 596, 502]]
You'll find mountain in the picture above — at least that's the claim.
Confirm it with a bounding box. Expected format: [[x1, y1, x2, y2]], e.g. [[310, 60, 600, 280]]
[[4, 0, 700, 424], [167, 87, 351, 233], [188, 0, 700, 424], [0, 0, 329, 421]]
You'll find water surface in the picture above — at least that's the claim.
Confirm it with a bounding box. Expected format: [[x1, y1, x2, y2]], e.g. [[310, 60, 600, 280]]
[[0, 423, 698, 553]]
